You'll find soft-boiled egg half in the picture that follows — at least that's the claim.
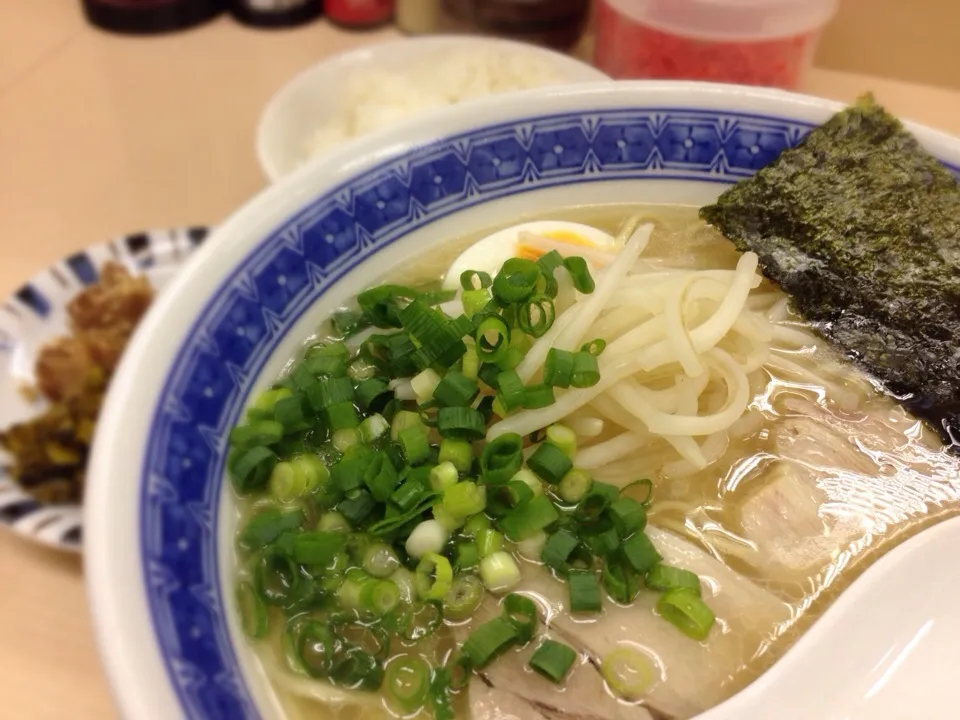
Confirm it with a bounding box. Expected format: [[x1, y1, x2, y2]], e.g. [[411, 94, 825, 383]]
[[443, 221, 618, 291]]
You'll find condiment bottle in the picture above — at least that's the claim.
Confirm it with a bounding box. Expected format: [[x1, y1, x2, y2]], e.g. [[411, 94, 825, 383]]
[[81, 0, 225, 34], [325, 0, 394, 29], [594, 0, 838, 90], [229, 0, 322, 28], [442, 0, 591, 50]]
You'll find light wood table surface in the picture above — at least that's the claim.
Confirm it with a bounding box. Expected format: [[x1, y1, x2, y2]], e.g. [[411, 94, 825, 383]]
[[4, 3, 960, 718]]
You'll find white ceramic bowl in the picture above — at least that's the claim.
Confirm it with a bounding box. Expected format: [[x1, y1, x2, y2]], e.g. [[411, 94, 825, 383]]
[[255, 36, 610, 183], [86, 81, 960, 720]]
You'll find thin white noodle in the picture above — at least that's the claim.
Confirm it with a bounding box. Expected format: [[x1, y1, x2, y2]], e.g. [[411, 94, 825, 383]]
[[567, 416, 604, 437], [553, 223, 653, 352], [664, 274, 706, 378], [576, 431, 647, 469]]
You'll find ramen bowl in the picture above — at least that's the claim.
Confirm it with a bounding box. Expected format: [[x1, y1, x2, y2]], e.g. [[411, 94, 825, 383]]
[[85, 81, 960, 719]]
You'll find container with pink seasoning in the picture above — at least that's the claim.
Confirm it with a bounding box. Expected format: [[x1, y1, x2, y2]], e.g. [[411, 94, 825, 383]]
[[594, 0, 838, 90]]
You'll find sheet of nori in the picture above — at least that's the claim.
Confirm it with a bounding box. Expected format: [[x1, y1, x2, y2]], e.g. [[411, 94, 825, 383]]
[[700, 94, 960, 445]]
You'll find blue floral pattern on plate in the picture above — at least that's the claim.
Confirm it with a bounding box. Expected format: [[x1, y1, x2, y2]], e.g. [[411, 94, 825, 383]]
[[140, 107, 960, 718]]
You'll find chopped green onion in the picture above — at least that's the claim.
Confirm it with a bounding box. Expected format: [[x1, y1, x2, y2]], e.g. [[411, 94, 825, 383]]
[[332, 427, 361, 453], [358, 413, 389, 444], [463, 513, 491, 537], [480, 432, 524, 485], [438, 438, 472, 473], [236, 580, 268, 639], [254, 546, 302, 606], [331, 453, 372, 493], [529, 640, 577, 683], [429, 667, 455, 720], [517, 294, 555, 338], [399, 424, 431, 465], [455, 541, 480, 571], [432, 503, 465, 531], [251, 386, 291, 416], [269, 460, 309, 503], [621, 478, 654, 507], [567, 570, 602, 614], [355, 378, 393, 414], [581, 338, 606, 356], [390, 567, 416, 604], [479, 551, 521, 593], [369, 493, 441, 537], [563, 256, 595, 293], [541, 529, 580, 574], [394, 600, 444, 643], [384, 654, 432, 713], [442, 573, 484, 620], [317, 511, 350, 533], [498, 494, 559, 541], [557, 468, 592, 503], [314, 376, 355, 410], [522, 383, 556, 409], [433, 371, 478, 407], [405, 519, 449, 559], [527, 442, 573, 485], [437, 406, 485, 440], [576, 481, 620, 521], [496, 369, 526, 412], [391, 475, 428, 511], [608, 497, 648, 537], [360, 579, 401, 615], [645, 564, 702, 595], [304, 353, 348, 379], [545, 424, 577, 457], [621, 533, 662, 574], [338, 489, 376, 525], [230, 420, 284, 449], [570, 351, 600, 388], [415, 553, 454, 600], [230, 446, 279, 494], [291, 618, 336, 678], [330, 648, 384, 690], [493, 258, 540, 304], [400, 298, 467, 367], [511, 468, 544, 496], [332, 309, 368, 338], [536, 249, 564, 275], [602, 559, 640, 604], [583, 525, 620, 556], [543, 348, 574, 388], [600, 647, 654, 700], [496, 346, 525, 371], [325, 401, 360, 431], [461, 270, 493, 290], [362, 543, 401, 578], [443, 481, 487, 518], [477, 362, 501, 392], [502, 592, 538, 643], [486, 480, 534, 517], [429, 461, 459, 491], [462, 615, 518, 669], [390, 409, 423, 441], [358, 284, 419, 328], [292, 454, 329, 492], [657, 588, 715, 641], [475, 314, 510, 363], [476, 528, 504, 558], [273, 394, 311, 433], [411, 368, 443, 404], [462, 289, 491, 318], [461, 342, 480, 380], [289, 530, 346, 566], [239, 506, 305, 550]]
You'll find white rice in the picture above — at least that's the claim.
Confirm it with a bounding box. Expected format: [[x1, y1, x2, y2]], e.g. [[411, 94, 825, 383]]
[[302, 48, 564, 162]]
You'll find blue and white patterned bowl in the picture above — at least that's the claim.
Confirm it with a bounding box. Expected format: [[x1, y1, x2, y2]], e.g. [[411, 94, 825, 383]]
[[0, 227, 208, 551], [84, 82, 960, 719]]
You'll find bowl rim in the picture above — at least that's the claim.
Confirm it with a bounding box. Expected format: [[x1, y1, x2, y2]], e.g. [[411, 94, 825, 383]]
[[255, 34, 611, 183], [86, 80, 960, 720]]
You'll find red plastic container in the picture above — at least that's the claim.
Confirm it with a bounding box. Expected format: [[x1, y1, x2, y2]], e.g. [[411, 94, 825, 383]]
[[325, 0, 393, 28], [594, 0, 837, 90]]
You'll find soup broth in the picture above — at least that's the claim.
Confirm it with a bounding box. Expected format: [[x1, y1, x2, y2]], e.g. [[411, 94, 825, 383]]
[[231, 204, 960, 720]]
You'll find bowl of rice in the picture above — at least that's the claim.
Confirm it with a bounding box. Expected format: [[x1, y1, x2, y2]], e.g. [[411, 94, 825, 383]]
[[256, 36, 611, 183]]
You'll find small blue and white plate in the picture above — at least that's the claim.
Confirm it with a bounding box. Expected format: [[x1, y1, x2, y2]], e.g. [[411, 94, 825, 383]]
[[0, 226, 209, 552]]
